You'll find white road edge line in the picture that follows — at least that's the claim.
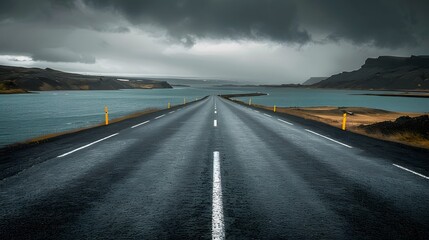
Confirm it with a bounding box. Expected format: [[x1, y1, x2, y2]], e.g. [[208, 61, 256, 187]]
[[304, 129, 352, 148], [154, 114, 165, 119], [212, 151, 225, 240], [393, 164, 429, 180], [254, 110, 259, 113], [277, 118, 294, 125], [214, 120, 218, 127], [57, 133, 119, 158], [263, 113, 272, 118], [131, 120, 150, 129]]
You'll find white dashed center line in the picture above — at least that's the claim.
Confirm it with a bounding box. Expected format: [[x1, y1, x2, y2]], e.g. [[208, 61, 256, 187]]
[[131, 120, 150, 129], [277, 118, 293, 125], [214, 120, 218, 127], [57, 133, 119, 158], [393, 164, 429, 180], [305, 129, 352, 148], [263, 113, 272, 118], [154, 114, 165, 119], [212, 151, 225, 240]]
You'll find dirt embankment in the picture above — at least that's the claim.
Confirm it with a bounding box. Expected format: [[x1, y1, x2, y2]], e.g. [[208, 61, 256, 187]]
[[226, 97, 429, 149]]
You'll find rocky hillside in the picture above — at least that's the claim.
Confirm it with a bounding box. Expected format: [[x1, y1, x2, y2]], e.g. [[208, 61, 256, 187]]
[[314, 55, 429, 90], [0, 65, 172, 93], [302, 77, 327, 85]]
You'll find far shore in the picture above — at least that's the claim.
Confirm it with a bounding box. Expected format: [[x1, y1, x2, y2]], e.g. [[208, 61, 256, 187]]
[[223, 95, 429, 149], [353, 93, 429, 98]]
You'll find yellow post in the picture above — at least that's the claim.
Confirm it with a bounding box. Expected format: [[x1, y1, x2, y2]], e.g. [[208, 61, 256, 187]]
[[104, 106, 109, 125], [184, 97, 186, 104], [273, 105, 276, 112], [342, 113, 347, 131], [249, 98, 252, 106], [168, 102, 171, 109]]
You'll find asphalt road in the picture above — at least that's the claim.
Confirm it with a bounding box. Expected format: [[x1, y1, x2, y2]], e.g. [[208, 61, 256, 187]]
[[1, 96, 428, 239]]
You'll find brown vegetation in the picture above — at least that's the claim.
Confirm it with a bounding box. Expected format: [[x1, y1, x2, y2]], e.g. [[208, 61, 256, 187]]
[[227, 97, 429, 149]]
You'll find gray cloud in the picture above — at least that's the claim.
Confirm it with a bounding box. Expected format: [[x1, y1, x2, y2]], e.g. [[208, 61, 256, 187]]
[[83, 0, 428, 48], [32, 48, 96, 64], [297, 0, 429, 48], [84, 0, 310, 45], [0, 0, 428, 83], [1, 0, 428, 48]]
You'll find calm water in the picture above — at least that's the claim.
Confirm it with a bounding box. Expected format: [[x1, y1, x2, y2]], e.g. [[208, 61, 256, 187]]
[[0, 87, 428, 147], [235, 87, 429, 112]]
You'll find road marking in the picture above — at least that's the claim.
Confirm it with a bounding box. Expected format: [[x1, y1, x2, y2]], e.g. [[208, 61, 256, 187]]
[[214, 120, 217, 127], [215, 110, 217, 114], [263, 113, 272, 118], [254, 110, 259, 113], [131, 120, 150, 129], [393, 164, 429, 180], [57, 133, 119, 158], [169, 111, 175, 114], [154, 114, 165, 119], [212, 151, 225, 240], [304, 129, 352, 148], [277, 118, 293, 125]]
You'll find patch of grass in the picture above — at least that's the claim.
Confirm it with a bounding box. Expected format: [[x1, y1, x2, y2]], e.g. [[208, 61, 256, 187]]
[[225, 97, 429, 149]]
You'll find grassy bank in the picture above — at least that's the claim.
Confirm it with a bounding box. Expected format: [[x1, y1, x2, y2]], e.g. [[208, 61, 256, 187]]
[[225, 96, 429, 149]]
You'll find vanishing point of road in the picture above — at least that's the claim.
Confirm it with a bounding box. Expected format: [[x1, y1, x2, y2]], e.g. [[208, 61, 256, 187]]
[[1, 96, 428, 239]]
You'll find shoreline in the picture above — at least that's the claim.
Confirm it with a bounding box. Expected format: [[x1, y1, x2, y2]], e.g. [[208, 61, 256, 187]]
[[0, 97, 206, 152], [353, 93, 429, 98], [222, 95, 429, 149]]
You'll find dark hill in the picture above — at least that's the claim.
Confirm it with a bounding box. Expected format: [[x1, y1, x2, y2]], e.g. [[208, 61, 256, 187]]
[[0, 65, 172, 93], [314, 55, 429, 90], [302, 77, 327, 85]]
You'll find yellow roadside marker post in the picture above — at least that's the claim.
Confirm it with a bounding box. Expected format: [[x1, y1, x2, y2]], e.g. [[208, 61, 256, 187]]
[[168, 101, 171, 109], [249, 98, 252, 106], [104, 106, 109, 125], [342, 113, 347, 131], [184, 98, 186, 104], [274, 105, 276, 112]]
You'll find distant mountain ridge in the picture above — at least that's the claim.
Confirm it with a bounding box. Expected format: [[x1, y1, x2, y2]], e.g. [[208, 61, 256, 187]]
[[314, 55, 429, 90], [302, 77, 327, 85], [0, 65, 172, 93]]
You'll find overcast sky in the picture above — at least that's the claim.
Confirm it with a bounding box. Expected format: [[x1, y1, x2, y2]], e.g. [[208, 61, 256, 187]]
[[1, 0, 428, 83]]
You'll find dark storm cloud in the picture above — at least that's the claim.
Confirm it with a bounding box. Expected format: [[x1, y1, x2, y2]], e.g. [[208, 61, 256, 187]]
[[297, 0, 429, 48], [83, 0, 310, 44], [82, 0, 428, 48], [0, 0, 428, 74], [1, 0, 428, 48]]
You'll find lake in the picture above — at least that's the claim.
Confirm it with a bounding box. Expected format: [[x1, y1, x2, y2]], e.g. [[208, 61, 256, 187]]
[[0, 87, 428, 147]]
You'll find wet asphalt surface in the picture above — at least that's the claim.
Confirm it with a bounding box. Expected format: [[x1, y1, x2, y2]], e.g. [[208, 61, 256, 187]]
[[0, 96, 428, 239]]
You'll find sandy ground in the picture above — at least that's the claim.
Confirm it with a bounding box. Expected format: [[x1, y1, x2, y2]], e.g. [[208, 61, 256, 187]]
[[269, 106, 422, 128], [249, 103, 429, 149]]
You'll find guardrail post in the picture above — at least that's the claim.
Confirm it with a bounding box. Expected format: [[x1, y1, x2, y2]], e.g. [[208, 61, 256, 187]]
[[342, 113, 347, 130], [104, 106, 109, 125], [274, 105, 276, 112]]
